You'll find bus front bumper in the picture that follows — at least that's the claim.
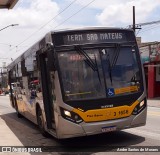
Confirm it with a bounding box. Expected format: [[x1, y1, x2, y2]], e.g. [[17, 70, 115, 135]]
[[57, 107, 147, 139]]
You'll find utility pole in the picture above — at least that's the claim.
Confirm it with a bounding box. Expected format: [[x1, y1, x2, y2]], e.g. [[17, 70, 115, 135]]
[[133, 6, 136, 33], [131, 6, 141, 33]]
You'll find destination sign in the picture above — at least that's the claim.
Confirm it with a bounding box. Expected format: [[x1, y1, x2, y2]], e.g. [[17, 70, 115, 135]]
[[53, 30, 135, 46]]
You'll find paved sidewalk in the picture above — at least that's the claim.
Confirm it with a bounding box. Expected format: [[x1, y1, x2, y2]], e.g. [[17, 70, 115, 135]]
[[0, 116, 30, 155], [0, 117, 23, 146], [147, 98, 160, 108]]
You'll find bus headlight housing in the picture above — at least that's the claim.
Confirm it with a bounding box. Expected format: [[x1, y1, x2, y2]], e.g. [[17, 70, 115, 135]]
[[60, 107, 83, 124], [132, 99, 146, 115]]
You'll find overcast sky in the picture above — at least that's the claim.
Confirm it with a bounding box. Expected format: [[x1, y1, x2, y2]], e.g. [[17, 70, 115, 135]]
[[0, 0, 160, 66]]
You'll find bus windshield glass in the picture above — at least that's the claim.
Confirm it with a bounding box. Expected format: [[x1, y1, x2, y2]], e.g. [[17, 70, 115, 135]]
[[102, 45, 140, 97], [58, 45, 141, 101]]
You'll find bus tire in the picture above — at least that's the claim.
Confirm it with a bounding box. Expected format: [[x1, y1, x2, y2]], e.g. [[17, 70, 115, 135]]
[[36, 107, 49, 137], [15, 100, 22, 118]]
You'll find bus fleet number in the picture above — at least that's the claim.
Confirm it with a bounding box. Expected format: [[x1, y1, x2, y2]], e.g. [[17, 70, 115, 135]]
[[114, 110, 129, 117]]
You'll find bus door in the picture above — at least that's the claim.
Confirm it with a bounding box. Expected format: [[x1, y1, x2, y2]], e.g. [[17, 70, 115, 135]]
[[39, 51, 55, 130]]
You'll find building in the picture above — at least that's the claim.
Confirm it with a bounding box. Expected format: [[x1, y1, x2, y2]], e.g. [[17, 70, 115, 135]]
[[139, 42, 160, 98]]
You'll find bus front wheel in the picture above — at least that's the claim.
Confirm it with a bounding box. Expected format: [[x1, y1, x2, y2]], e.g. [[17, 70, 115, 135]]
[[36, 107, 49, 137]]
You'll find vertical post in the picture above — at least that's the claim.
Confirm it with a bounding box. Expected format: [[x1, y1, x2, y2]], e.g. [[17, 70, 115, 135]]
[[133, 6, 135, 33], [0, 69, 2, 89], [148, 63, 155, 98]]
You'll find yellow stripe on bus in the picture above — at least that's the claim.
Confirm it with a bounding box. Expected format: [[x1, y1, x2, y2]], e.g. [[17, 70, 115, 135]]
[[73, 100, 139, 122], [115, 86, 138, 95]]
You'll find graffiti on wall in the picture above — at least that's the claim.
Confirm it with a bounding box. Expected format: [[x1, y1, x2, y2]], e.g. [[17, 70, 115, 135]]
[[140, 46, 150, 64], [139, 43, 160, 64], [150, 43, 160, 62]]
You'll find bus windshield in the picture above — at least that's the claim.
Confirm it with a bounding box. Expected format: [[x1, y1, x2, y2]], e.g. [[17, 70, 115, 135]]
[[58, 45, 141, 101]]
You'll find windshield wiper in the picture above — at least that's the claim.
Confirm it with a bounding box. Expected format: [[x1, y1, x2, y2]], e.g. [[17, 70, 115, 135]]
[[106, 49, 113, 85], [105, 43, 121, 85], [75, 45, 97, 71], [74, 45, 102, 84], [94, 54, 102, 85], [111, 43, 121, 69]]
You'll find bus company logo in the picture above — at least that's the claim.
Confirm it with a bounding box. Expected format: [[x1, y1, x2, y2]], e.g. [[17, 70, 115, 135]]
[[87, 114, 103, 117]]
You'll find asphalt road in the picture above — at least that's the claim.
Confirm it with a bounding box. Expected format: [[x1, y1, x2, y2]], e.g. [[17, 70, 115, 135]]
[[0, 95, 160, 155]]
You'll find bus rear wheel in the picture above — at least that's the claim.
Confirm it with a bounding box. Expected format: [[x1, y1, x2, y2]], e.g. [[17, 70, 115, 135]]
[[37, 107, 49, 137], [15, 100, 22, 118]]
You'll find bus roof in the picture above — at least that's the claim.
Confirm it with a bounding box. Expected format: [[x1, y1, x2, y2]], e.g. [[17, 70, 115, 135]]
[[51, 26, 133, 34]]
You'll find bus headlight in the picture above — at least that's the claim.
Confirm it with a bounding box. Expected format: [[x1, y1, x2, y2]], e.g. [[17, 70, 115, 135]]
[[64, 110, 71, 117], [132, 99, 146, 115], [60, 108, 83, 124], [140, 100, 145, 107]]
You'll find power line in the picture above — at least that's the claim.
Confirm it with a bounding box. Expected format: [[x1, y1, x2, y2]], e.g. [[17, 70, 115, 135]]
[[53, 0, 96, 30], [138, 24, 160, 34], [10, 0, 78, 51], [6, 0, 96, 62], [0, 58, 9, 59], [0, 42, 28, 48], [136, 24, 160, 36], [0, 43, 10, 46], [0, 43, 28, 62], [1, 0, 78, 62], [135, 29, 141, 36], [136, 20, 160, 27]]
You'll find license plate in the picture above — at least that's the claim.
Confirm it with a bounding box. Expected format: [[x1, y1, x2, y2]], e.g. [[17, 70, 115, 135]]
[[102, 126, 116, 133]]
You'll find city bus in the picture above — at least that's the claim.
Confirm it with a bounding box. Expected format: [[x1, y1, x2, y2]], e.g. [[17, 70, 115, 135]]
[[8, 27, 147, 139]]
